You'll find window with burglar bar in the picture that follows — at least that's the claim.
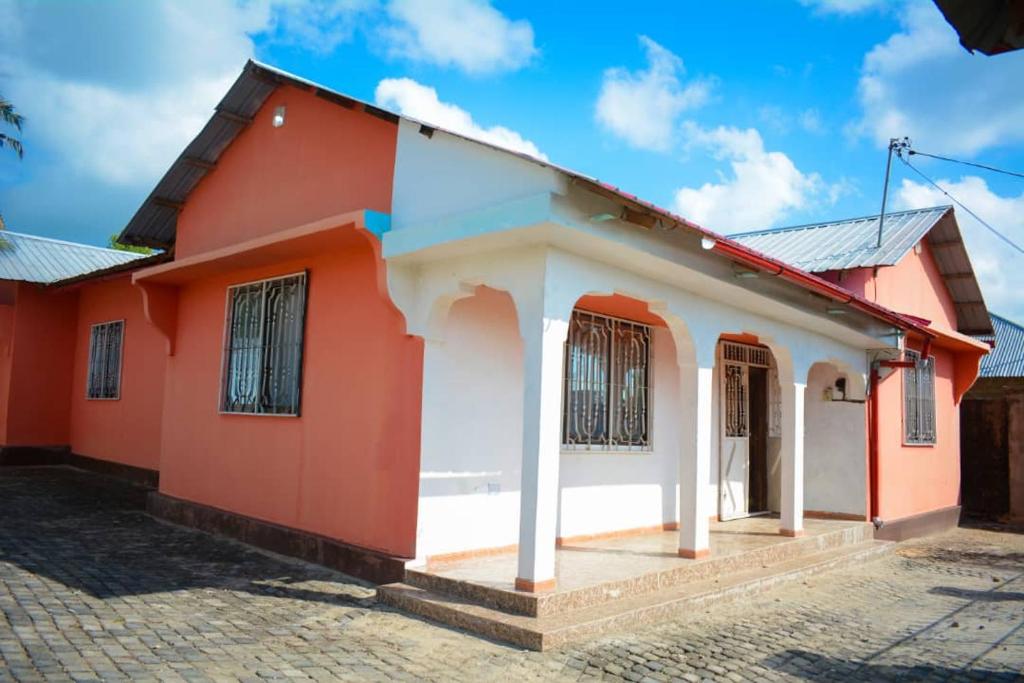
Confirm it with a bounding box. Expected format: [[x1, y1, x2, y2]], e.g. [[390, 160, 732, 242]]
[[87, 320, 124, 399], [903, 348, 936, 445], [562, 310, 651, 450], [221, 272, 308, 415]]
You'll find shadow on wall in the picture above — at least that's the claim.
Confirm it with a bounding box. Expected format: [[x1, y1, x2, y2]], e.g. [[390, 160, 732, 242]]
[[0, 468, 370, 606]]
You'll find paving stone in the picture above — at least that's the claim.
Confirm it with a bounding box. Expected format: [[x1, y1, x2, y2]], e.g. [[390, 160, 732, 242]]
[[3, 469, 1024, 682]]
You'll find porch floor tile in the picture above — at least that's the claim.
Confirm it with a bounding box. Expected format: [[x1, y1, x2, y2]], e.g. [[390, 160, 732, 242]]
[[426, 516, 865, 594]]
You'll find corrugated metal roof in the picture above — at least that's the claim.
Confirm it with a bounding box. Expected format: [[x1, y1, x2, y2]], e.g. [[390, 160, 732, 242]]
[[730, 207, 950, 272], [0, 230, 145, 284], [730, 207, 992, 336], [979, 313, 1024, 378], [118, 60, 935, 340]]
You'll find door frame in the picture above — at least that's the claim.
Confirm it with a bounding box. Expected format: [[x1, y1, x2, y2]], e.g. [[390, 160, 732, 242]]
[[718, 341, 773, 521]]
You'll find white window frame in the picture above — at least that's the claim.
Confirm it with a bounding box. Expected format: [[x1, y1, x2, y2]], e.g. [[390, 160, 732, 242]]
[[219, 271, 308, 417], [903, 348, 936, 446], [86, 320, 125, 401], [561, 310, 653, 453]]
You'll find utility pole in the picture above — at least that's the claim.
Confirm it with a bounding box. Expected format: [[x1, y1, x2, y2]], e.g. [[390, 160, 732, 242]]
[[877, 137, 910, 248]]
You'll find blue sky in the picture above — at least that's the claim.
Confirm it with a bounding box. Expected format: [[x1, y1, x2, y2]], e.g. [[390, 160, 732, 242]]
[[1, 0, 1023, 318]]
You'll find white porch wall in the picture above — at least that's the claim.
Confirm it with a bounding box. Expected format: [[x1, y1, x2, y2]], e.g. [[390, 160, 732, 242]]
[[415, 288, 524, 560], [804, 363, 867, 516], [557, 327, 682, 539], [391, 119, 564, 232]]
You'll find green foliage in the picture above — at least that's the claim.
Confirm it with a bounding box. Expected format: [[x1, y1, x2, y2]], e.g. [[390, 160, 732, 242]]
[[107, 234, 154, 254], [0, 96, 23, 159]]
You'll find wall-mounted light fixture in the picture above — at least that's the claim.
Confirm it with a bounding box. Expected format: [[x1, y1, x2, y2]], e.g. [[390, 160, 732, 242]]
[[701, 236, 717, 250], [826, 306, 846, 316], [272, 105, 286, 128], [590, 212, 617, 222]]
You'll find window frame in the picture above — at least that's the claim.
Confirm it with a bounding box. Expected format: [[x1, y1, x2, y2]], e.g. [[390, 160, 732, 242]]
[[561, 309, 654, 453], [218, 271, 309, 417], [902, 348, 937, 446], [86, 319, 126, 401]]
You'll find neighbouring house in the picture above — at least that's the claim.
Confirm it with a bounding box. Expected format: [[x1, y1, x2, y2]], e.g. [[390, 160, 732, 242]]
[[961, 312, 1024, 522], [731, 207, 992, 539], [0, 62, 990, 596], [0, 230, 167, 485]]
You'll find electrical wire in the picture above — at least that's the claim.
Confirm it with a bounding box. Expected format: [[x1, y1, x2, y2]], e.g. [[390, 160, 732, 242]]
[[907, 150, 1024, 181], [896, 153, 1024, 257]]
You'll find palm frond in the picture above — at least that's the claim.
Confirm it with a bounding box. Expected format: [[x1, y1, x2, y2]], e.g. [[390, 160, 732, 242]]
[[0, 98, 23, 131], [0, 133, 23, 159]]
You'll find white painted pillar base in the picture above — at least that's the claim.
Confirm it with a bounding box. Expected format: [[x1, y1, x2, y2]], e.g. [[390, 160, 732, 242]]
[[781, 382, 807, 537], [515, 316, 568, 592], [679, 364, 713, 558]]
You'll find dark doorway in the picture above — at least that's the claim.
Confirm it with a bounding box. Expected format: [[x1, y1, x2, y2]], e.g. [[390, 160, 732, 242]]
[[748, 366, 769, 513], [960, 398, 1010, 518]]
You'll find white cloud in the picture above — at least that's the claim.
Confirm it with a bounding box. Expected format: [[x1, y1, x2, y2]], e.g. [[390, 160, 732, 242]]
[[798, 0, 886, 15], [0, 0, 384, 188], [375, 77, 546, 160], [672, 124, 841, 232], [380, 0, 536, 75], [897, 175, 1024, 322], [798, 108, 825, 134], [853, 0, 1024, 155], [595, 36, 711, 152], [265, 0, 376, 54], [0, 1, 283, 187]]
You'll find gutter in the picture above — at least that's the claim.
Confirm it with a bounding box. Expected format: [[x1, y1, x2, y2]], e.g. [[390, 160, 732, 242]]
[[709, 239, 934, 338]]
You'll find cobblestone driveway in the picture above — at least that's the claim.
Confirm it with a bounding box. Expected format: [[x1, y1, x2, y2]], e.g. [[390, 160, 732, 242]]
[[1, 468, 1022, 682]]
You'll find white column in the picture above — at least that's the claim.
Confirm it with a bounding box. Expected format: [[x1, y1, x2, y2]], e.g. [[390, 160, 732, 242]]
[[780, 381, 807, 536], [678, 363, 714, 558], [515, 314, 568, 592]]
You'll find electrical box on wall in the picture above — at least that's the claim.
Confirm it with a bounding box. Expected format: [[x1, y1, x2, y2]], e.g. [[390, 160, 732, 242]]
[[824, 377, 847, 401]]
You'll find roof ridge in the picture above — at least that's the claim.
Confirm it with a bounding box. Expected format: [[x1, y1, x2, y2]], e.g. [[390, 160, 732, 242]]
[[730, 205, 953, 238], [1, 229, 145, 258]]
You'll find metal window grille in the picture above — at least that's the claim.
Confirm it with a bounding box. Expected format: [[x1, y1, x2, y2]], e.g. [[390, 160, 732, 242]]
[[721, 341, 771, 367], [903, 349, 936, 444], [221, 272, 308, 415], [724, 363, 748, 437], [87, 321, 124, 399], [562, 310, 651, 449], [768, 356, 782, 438]]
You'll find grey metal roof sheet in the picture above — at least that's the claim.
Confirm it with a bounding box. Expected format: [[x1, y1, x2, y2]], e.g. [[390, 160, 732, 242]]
[[729, 207, 951, 272], [730, 206, 992, 336], [979, 313, 1024, 378], [112, 61, 937, 339], [0, 230, 145, 284]]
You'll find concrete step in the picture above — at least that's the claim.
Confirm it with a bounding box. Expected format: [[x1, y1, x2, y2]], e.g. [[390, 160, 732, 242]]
[[404, 522, 874, 618], [378, 539, 893, 651]]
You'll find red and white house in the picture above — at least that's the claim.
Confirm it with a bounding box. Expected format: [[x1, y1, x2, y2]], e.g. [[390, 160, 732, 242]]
[[0, 62, 990, 596]]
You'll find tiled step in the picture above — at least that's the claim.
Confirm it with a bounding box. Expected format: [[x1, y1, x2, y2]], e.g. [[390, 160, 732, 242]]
[[378, 539, 893, 651], [404, 522, 873, 618]]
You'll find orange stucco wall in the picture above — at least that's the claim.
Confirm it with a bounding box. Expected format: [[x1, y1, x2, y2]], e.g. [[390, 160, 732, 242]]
[[0, 299, 15, 442], [3, 283, 78, 446], [68, 275, 166, 471], [820, 240, 973, 521], [175, 84, 396, 260], [155, 84, 422, 556], [158, 246, 423, 557], [822, 241, 958, 331], [874, 339, 961, 521]]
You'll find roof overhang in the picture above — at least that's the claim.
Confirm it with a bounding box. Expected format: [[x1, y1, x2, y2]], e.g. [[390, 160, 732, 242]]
[[118, 61, 398, 250], [923, 209, 993, 336], [933, 0, 1024, 55]]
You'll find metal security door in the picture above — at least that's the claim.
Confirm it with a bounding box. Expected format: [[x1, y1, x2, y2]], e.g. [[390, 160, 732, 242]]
[[720, 361, 750, 521]]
